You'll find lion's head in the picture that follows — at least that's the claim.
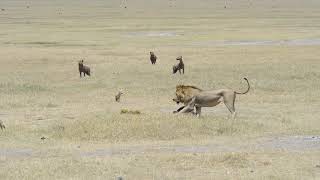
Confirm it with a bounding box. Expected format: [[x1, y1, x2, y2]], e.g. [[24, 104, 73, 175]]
[[173, 85, 202, 104]]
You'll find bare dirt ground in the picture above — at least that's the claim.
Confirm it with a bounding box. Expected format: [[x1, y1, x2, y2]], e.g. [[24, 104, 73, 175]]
[[2, 136, 319, 158], [0, 0, 320, 179]]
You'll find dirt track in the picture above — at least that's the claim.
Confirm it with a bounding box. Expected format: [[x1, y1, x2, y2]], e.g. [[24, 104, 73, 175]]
[[1, 136, 319, 158]]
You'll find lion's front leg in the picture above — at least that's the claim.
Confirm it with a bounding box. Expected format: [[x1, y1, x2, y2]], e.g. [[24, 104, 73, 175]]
[[173, 106, 185, 113], [178, 97, 196, 114], [174, 105, 195, 114], [195, 106, 202, 117], [178, 105, 194, 113]]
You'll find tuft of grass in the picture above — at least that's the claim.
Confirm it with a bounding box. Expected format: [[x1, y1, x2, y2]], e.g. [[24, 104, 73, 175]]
[[46, 103, 59, 108], [120, 109, 141, 115], [214, 153, 249, 168]]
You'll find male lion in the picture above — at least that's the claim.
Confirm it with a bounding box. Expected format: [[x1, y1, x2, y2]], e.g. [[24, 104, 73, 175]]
[[173, 78, 250, 118]]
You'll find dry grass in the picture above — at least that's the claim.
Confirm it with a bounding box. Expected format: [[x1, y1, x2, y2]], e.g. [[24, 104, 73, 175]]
[[0, 151, 319, 179], [48, 113, 265, 143], [0, 0, 320, 179]]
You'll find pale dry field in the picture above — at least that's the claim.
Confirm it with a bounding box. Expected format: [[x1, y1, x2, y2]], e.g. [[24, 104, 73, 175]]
[[0, 0, 320, 179]]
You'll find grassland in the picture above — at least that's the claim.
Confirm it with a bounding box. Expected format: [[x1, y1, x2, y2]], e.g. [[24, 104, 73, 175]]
[[0, 0, 320, 179]]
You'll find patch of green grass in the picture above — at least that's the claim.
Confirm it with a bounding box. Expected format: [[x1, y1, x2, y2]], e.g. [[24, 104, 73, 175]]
[[120, 109, 141, 115]]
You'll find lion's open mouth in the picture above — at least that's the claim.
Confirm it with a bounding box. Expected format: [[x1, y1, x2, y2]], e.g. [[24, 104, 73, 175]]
[[172, 98, 180, 104]]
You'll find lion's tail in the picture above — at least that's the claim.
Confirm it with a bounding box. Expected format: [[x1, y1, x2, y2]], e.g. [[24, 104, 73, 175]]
[[235, 78, 250, 95]]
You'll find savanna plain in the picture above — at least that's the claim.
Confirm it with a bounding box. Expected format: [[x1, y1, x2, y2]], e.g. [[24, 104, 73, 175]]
[[0, 0, 320, 179]]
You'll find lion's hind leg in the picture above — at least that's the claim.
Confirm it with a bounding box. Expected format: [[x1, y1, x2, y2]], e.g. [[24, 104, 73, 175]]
[[223, 93, 236, 119]]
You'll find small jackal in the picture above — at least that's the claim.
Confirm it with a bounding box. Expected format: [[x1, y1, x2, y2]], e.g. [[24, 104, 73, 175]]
[[115, 91, 123, 102], [0, 120, 5, 130]]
